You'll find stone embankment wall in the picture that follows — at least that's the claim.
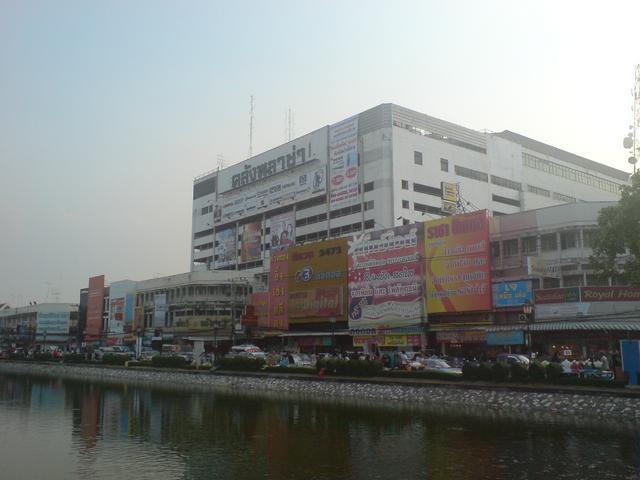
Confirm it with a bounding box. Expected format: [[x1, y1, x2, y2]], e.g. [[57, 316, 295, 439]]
[[1, 361, 638, 430]]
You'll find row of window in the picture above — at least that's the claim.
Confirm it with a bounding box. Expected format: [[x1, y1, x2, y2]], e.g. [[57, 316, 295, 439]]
[[330, 203, 362, 219], [522, 152, 621, 194], [330, 221, 362, 237], [492, 194, 521, 208], [201, 205, 213, 215], [412, 151, 450, 172], [491, 175, 522, 191], [527, 183, 577, 203], [491, 229, 599, 258], [454, 165, 489, 182], [136, 284, 249, 306], [296, 212, 327, 227]]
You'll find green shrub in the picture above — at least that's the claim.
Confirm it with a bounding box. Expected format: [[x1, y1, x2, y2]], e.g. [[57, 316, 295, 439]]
[[63, 353, 89, 364], [315, 358, 383, 377], [462, 363, 480, 381], [555, 377, 626, 388], [102, 353, 129, 366], [528, 362, 546, 382], [263, 366, 315, 374], [151, 355, 189, 369], [510, 363, 529, 382], [218, 356, 265, 371], [492, 362, 510, 382], [33, 353, 54, 362], [477, 362, 493, 381], [380, 370, 463, 381], [546, 362, 564, 383]]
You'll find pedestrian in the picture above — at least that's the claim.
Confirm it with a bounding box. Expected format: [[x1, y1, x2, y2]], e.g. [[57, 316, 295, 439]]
[[601, 352, 610, 370]]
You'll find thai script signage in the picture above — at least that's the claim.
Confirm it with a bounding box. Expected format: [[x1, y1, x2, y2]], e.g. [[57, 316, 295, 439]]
[[288, 238, 348, 323], [329, 116, 359, 209], [218, 128, 328, 193], [492, 280, 533, 308], [424, 210, 492, 314], [348, 224, 425, 330]]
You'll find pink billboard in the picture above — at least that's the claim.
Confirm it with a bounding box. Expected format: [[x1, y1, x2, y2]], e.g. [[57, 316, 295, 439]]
[[268, 248, 289, 329], [86, 275, 105, 340], [348, 224, 425, 331]]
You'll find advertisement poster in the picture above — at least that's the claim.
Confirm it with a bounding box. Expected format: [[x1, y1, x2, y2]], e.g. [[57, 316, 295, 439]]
[[109, 297, 125, 336], [269, 211, 295, 252], [268, 248, 289, 329], [424, 210, 492, 314], [249, 292, 270, 329], [153, 293, 167, 328], [217, 128, 328, 193], [216, 163, 326, 225], [240, 221, 262, 263], [347, 224, 425, 330], [288, 238, 348, 323], [214, 226, 237, 268], [329, 116, 359, 209], [36, 311, 70, 335], [86, 275, 105, 339], [487, 330, 525, 346], [492, 280, 533, 308]]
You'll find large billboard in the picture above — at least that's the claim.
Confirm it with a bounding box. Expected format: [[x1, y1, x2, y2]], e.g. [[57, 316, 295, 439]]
[[36, 311, 70, 335], [268, 211, 295, 252], [268, 248, 289, 329], [492, 280, 533, 308], [250, 292, 270, 329], [218, 128, 328, 193], [240, 221, 262, 263], [86, 275, 105, 339], [153, 293, 167, 328], [288, 238, 348, 323], [424, 210, 492, 314], [214, 128, 328, 225], [329, 116, 359, 209], [214, 226, 237, 268], [216, 163, 326, 225], [347, 224, 425, 331]]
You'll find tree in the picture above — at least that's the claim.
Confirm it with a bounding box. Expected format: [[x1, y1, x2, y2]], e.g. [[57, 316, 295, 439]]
[[591, 173, 640, 286]]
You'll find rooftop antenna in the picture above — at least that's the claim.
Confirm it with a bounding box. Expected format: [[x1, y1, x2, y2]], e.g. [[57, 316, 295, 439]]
[[248, 95, 254, 159], [216, 154, 225, 171], [624, 65, 640, 174], [285, 108, 294, 142]]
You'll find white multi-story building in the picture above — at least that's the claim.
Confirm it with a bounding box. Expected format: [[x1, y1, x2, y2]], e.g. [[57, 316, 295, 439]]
[[191, 103, 629, 279]]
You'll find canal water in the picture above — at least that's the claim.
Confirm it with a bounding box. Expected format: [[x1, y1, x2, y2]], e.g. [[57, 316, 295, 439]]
[[0, 373, 638, 480]]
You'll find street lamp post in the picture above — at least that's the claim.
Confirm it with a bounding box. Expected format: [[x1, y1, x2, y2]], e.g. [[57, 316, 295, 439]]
[[523, 300, 534, 359], [213, 320, 221, 364], [136, 327, 142, 359], [329, 316, 336, 352], [43, 330, 47, 351]]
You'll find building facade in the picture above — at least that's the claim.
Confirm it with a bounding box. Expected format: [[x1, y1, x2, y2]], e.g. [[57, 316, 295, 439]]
[[191, 103, 629, 279], [0, 303, 79, 349]]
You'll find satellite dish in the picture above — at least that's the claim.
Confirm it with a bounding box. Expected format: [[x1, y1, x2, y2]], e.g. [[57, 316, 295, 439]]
[[629, 156, 637, 165], [624, 137, 633, 149]]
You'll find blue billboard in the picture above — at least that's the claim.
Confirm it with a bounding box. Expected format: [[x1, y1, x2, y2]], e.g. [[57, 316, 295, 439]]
[[492, 281, 533, 308], [487, 330, 525, 346]]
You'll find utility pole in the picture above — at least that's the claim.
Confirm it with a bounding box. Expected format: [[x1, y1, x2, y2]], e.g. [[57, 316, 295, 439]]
[[249, 95, 254, 159], [624, 65, 640, 173]]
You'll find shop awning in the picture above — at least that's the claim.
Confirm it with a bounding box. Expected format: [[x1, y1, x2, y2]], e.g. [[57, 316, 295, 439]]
[[487, 321, 640, 333], [531, 321, 640, 332], [280, 331, 350, 337]]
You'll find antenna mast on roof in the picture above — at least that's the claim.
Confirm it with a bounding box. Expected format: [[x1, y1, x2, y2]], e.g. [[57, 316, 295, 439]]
[[216, 154, 225, 171], [285, 108, 294, 142], [248, 95, 254, 159], [624, 65, 640, 174]]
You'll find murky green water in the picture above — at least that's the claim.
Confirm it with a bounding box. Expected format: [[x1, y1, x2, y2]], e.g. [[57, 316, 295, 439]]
[[0, 373, 638, 480]]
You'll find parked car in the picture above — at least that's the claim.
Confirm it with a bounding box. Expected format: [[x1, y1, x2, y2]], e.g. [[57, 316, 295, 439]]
[[229, 344, 265, 359], [139, 347, 159, 361], [422, 358, 463, 376], [496, 354, 530, 366]]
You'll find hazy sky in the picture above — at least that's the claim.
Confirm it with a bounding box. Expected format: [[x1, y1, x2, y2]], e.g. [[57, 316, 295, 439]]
[[1, 0, 639, 305]]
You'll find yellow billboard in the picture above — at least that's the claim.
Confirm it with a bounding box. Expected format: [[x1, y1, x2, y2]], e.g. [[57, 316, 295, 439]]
[[424, 210, 492, 313], [288, 238, 348, 323]]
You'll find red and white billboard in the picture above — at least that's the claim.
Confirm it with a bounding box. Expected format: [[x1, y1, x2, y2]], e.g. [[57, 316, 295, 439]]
[[86, 275, 105, 340], [267, 248, 289, 329], [348, 224, 425, 331]]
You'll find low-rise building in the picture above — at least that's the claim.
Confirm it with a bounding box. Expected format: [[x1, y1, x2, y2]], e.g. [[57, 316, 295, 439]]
[[0, 303, 79, 350]]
